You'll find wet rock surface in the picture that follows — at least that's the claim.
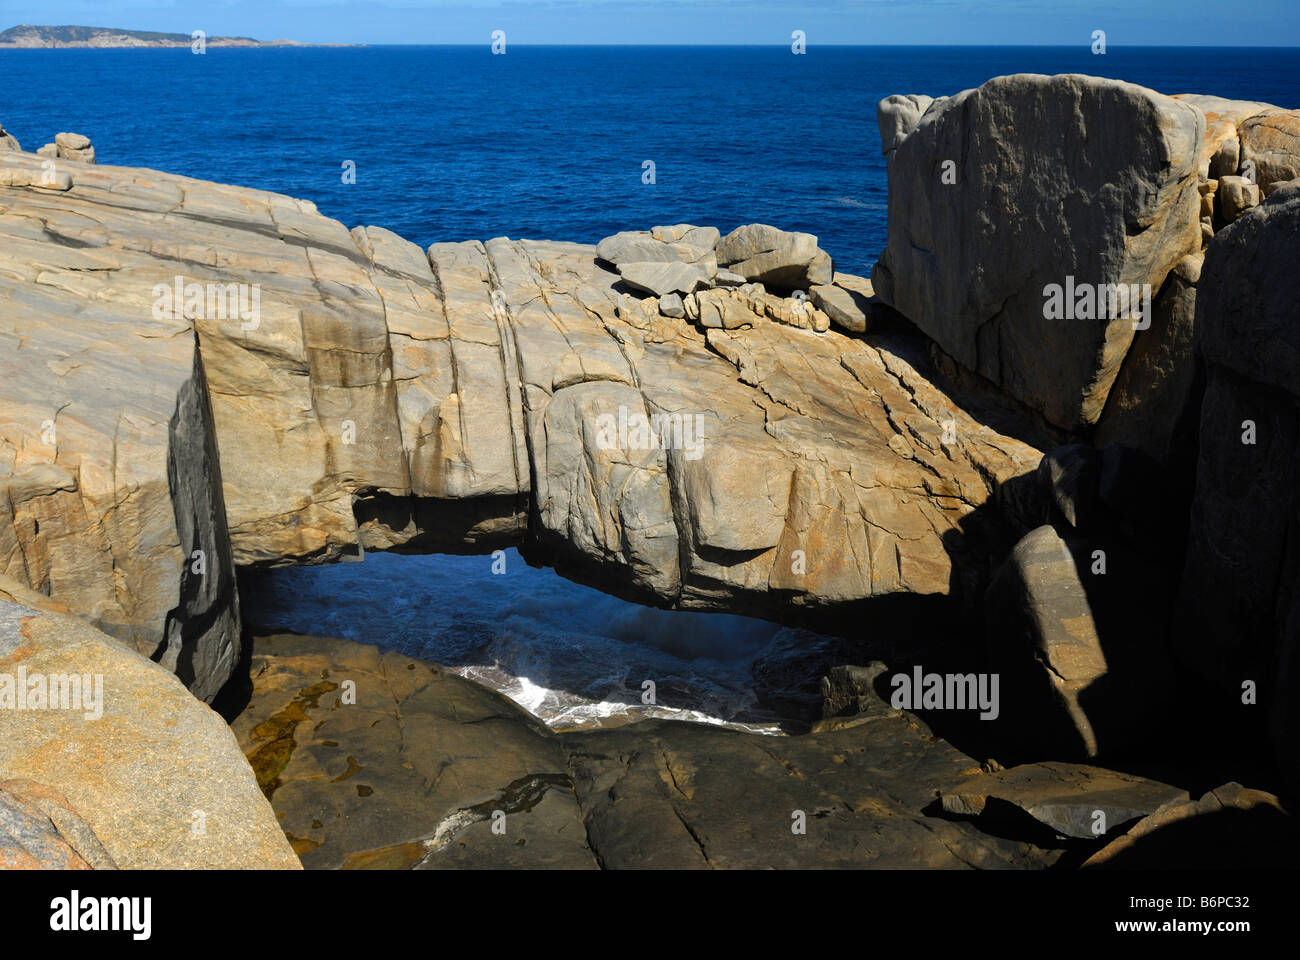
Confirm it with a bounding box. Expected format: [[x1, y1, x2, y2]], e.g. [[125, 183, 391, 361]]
[[235, 632, 1067, 869], [232, 633, 596, 869]]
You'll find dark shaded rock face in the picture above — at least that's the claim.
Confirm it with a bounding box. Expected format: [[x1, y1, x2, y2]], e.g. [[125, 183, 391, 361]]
[[1094, 252, 1203, 467], [560, 717, 1058, 869], [1178, 184, 1300, 792], [235, 633, 1065, 869], [1084, 782, 1300, 869], [939, 762, 1189, 840], [232, 634, 597, 870]]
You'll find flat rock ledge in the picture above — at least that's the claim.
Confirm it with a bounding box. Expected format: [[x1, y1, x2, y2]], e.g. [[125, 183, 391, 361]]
[[234, 633, 1061, 870]]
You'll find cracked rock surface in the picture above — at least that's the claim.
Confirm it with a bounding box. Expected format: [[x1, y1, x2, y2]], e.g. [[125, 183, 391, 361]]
[[232, 633, 598, 869], [0, 146, 1047, 701], [234, 632, 1061, 869]]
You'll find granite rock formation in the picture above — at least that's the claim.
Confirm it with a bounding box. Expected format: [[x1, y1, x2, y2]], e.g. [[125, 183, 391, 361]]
[[3, 70, 1298, 870], [1178, 184, 1300, 792], [236, 633, 1062, 869], [0, 590, 298, 868], [873, 74, 1204, 433], [0, 144, 1045, 705]]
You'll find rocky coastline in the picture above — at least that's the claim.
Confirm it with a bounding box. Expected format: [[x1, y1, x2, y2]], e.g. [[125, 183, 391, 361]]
[[2, 71, 1298, 868], [0, 25, 314, 48]]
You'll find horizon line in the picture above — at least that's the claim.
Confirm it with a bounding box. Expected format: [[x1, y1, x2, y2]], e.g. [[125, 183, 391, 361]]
[[4, 41, 1300, 49]]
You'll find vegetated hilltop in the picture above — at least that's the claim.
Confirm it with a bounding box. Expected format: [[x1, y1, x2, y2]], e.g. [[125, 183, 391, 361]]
[[0, 24, 306, 47]]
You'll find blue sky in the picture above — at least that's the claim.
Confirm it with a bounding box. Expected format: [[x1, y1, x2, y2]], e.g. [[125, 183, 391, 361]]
[[2, 0, 1298, 46]]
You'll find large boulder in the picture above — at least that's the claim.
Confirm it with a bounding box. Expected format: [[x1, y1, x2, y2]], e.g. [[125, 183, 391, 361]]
[[1178, 184, 1300, 791], [715, 223, 833, 291], [985, 522, 1174, 760], [1217, 174, 1260, 225], [596, 224, 718, 296], [0, 595, 299, 868], [0, 121, 18, 152], [1094, 252, 1202, 465], [985, 525, 1110, 758], [1240, 109, 1300, 194], [810, 273, 877, 334], [877, 94, 937, 157], [232, 634, 596, 869], [50, 132, 96, 164], [617, 259, 711, 297], [1171, 94, 1282, 180], [939, 761, 1189, 840], [873, 74, 1204, 431]]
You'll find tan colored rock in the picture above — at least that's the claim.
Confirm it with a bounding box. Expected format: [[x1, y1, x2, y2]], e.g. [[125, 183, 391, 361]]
[[1240, 109, 1300, 193], [811, 273, 875, 333], [984, 520, 1176, 760], [596, 225, 718, 295], [695, 288, 753, 329], [0, 152, 241, 702], [0, 597, 299, 868], [1084, 782, 1294, 868], [985, 525, 1107, 756], [940, 761, 1189, 839], [1, 141, 1044, 702], [0, 778, 117, 869], [1094, 252, 1202, 464], [53, 132, 94, 164], [716, 223, 833, 290], [1172, 94, 1281, 179], [1217, 174, 1261, 223], [1199, 177, 1217, 219]]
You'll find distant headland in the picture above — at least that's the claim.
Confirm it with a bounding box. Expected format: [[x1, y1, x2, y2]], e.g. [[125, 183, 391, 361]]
[[0, 24, 344, 48]]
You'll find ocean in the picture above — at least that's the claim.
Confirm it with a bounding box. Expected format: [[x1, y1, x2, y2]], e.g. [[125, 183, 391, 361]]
[[5, 44, 1298, 730], [238, 548, 837, 733], [3, 45, 1298, 276]]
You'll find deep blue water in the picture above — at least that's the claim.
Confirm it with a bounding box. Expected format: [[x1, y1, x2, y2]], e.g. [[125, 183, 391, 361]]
[[6, 44, 1298, 728], [2, 46, 1298, 275], [241, 549, 834, 731]]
